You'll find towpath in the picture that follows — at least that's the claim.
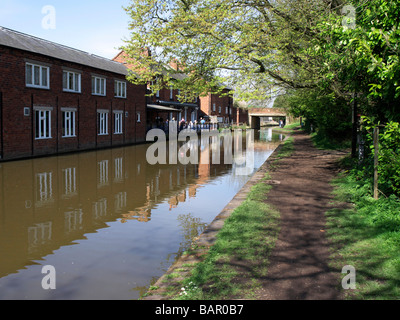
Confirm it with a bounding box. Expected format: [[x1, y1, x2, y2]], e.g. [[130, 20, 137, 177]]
[[255, 129, 348, 300]]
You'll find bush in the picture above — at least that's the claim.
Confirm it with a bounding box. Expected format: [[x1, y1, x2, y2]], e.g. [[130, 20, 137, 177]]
[[361, 118, 400, 197]]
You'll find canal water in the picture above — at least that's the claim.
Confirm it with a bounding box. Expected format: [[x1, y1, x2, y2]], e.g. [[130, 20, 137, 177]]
[[0, 128, 283, 300]]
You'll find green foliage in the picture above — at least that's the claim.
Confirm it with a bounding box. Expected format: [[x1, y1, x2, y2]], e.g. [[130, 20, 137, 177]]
[[327, 171, 400, 299], [275, 88, 352, 140], [123, 0, 399, 139], [360, 117, 400, 197]]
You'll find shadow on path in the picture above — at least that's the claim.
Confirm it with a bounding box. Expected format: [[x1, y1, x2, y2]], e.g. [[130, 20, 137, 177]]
[[256, 130, 348, 300]]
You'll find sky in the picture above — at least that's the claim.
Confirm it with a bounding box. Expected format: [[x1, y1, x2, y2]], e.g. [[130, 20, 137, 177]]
[[0, 0, 133, 59]]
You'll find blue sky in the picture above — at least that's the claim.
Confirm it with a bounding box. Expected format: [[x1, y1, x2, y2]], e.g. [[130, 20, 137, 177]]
[[0, 0, 133, 59]]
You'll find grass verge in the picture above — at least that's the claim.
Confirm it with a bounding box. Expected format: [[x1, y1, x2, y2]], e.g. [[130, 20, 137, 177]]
[[326, 164, 400, 299], [145, 137, 295, 300], [175, 179, 280, 300], [309, 129, 400, 299], [271, 121, 301, 134]]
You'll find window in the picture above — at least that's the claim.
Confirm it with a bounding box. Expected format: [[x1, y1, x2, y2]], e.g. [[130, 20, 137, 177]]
[[36, 172, 53, 203], [97, 160, 109, 187], [62, 167, 77, 196], [115, 80, 127, 98], [98, 111, 108, 135], [114, 112, 123, 134], [213, 103, 216, 112], [92, 76, 106, 96], [63, 71, 81, 93], [218, 106, 222, 114], [62, 111, 76, 137], [136, 112, 141, 123], [226, 107, 228, 114], [170, 86, 174, 100], [114, 158, 124, 182], [35, 109, 51, 139], [26, 63, 49, 89]]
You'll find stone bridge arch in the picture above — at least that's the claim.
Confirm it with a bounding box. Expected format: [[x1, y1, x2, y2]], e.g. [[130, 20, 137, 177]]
[[248, 108, 288, 129]]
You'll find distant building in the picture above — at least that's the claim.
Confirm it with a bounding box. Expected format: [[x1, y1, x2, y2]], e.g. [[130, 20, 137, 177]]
[[199, 89, 248, 126], [113, 51, 200, 132], [0, 26, 147, 161]]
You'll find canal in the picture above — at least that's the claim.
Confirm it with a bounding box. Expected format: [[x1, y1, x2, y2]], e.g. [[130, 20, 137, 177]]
[[0, 128, 283, 300]]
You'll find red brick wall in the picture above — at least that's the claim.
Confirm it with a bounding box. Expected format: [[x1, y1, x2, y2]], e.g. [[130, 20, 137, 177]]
[[0, 46, 147, 161], [200, 89, 234, 122]]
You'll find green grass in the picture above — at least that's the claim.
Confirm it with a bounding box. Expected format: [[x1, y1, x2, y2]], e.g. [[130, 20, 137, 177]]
[[173, 138, 296, 300], [175, 179, 281, 300], [275, 137, 294, 159], [271, 121, 301, 134], [326, 168, 400, 299], [141, 136, 295, 300]]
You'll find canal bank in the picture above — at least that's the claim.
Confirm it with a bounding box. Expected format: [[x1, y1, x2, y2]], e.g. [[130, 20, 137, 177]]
[[142, 132, 292, 300], [142, 127, 349, 300]]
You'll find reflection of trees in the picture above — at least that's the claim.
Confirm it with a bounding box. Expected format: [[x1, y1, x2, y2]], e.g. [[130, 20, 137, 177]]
[[133, 276, 160, 299], [176, 213, 207, 257]]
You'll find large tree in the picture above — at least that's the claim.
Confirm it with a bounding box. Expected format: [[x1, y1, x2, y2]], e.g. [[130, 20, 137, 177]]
[[122, 0, 400, 124], [122, 0, 345, 100]]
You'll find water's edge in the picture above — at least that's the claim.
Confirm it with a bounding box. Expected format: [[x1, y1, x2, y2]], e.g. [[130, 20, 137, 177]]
[[142, 139, 287, 300]]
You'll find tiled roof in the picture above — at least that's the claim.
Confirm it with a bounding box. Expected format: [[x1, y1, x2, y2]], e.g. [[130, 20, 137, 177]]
[[0, 26, 128, 75]]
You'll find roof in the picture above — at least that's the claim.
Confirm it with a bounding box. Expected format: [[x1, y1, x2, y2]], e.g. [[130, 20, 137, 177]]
[[0, 26, 128, 75]]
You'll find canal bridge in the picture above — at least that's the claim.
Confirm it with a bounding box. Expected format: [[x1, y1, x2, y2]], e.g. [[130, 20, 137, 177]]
[[248, 108, 287, 129]]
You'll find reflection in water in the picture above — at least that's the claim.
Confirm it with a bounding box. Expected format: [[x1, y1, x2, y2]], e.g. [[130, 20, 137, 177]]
[[0, 128, 282, 300]]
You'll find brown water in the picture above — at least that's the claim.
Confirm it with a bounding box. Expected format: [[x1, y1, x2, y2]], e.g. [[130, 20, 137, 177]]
[[0, 128, 283, 300]]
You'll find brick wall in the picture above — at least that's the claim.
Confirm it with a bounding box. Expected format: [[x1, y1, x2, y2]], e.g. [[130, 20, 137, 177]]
[[200, 89, 234, 122], [0, 46, 147, 161]]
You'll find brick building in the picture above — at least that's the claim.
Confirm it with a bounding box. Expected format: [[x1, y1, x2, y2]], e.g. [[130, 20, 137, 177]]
[[199, 88, 233, 124], [113, 51, 199, 131], [199, 88, 248, 126], [0, 27, 147, 162]]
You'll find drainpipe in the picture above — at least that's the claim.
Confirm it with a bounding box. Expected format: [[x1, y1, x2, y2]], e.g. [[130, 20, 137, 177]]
[[77, 97, 80, 150], [56, 96, 59, 153], [0, 92, 3, 160], [110, 100, 113, 147], [31, 94, 34, 156]]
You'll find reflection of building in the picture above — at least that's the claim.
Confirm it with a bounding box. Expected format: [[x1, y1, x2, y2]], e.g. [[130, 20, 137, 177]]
[[0, 130, 263, 278], [0, 27, 147, 162]]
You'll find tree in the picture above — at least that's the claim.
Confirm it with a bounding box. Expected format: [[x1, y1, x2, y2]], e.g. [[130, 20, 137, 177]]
[[122, 0, 399, 131], [122, 0, 345, 101]]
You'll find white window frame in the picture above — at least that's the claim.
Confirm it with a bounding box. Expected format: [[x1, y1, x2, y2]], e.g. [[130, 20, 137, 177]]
[[92, 76, 106, 96], [62, 110, 76, 138], [63, 71, 81, 93], [114, 111, 123, 134], [114, 80, 127, 98], [26, 62, 50, 89], [35, 109, 52, 140], [98, 111, 109, 135]]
